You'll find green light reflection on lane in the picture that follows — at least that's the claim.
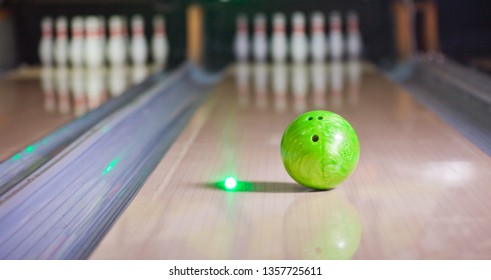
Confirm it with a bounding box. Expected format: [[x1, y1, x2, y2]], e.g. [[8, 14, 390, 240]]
[[215, 176, 253, 192], [25, 145, 35, 153], [224, 176, 237, 189], [102, 158, 120, 175]]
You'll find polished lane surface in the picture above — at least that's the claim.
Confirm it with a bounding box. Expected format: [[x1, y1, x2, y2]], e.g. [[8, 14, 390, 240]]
[[91, 62, 491, 259], [0, 65, 154, 162]]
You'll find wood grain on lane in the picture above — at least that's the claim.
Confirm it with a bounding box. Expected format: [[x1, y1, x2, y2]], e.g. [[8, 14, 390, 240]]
[[91, 62, 491, 259]]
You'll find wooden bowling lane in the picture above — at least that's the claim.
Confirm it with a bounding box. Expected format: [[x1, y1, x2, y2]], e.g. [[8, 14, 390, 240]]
[[91, 62, 491, 259], [0, 65, 155, 163], [0, 67, 72, 161]]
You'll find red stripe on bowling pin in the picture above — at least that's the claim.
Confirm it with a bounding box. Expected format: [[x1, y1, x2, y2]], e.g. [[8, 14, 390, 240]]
[[74, 96, 85, 106], [330, 21, 341, 32], [42, 30, 52, 37], [293, 24, 304, 34], [133, 26, 144, 36], [238, 26, 247, 33], [57, 29, 67, 38], [154, 26, 165, 35], [122, 24, 128, 37], [348, 18, 358, 33], [86, 29, 99, 37], [110, 29, 123, 37], [237, 22, 247, 34], [312, 23, 323, 34], [255, 23, 265, 34], [72, 30, 83, 37], [273, 24, 285, 33]]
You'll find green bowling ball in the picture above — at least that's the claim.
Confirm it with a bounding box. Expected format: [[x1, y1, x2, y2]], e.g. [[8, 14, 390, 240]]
[[280, 110, 360, 190]]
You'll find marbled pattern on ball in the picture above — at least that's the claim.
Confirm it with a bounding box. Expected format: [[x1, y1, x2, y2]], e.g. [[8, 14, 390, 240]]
[[281, 110, 360, 190]]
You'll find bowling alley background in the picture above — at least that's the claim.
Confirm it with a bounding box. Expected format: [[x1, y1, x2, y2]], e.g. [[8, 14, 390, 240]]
[[1, 0, 491, 261], [0, 0, 490, 71], [0, 1, 187, 69]]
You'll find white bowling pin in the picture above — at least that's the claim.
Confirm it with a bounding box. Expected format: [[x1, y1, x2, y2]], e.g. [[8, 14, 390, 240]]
[[252, 14, 268, 62], [41, 66, 55, 112], [55, 67, 70, 114], [233, 14, 249, 62], [86, 67, 105, 109], [121, 16, 130, 62], [70, 67, 87, 116], [130, 14, 148, 65], [152, 15, 169, 67], [108, 66, 127, 97], [107, 16, 127, 66], [290, 12, 308, 63], [272, 63, 288, 97], [291, 63, 308, 98], [310, 63, 327, 108], [254, 62, 268, 109], [329, 11, 344, 61], [39, 17, 54, 66], [310, 12, 327, 62], [346, 11, 362, 59], [291, 63, 308, 112], [270, 13, 288, 63], [330, 61, 344, 107], [235, 62, 250, 107], [325, 36, 330, 59], [98, 16, 107, 64], [69, 16, 84, 67], [347, 59, 361, 104], [132, 64, 148, 84], [84, 16, 104, 67], [54, 16, 69, 66], [272, 63, 288, 112]]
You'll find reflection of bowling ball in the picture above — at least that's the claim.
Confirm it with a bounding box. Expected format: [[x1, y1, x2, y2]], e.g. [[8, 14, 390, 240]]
[[281, 110, 359, 190], [284, 194, 361, 259]]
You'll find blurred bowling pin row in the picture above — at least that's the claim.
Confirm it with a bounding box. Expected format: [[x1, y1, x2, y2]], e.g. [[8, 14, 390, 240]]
[[235, 61, 362, 112], [234, 11, 362, 63], [40, 65, 149, 116], [39, 14, 169, 68]]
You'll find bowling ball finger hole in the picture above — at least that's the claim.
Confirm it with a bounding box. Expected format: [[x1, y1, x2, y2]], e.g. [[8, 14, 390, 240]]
[[307, 117, 314, 121], [317, 116, 323, 120], [312, 135, 319, 142]]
